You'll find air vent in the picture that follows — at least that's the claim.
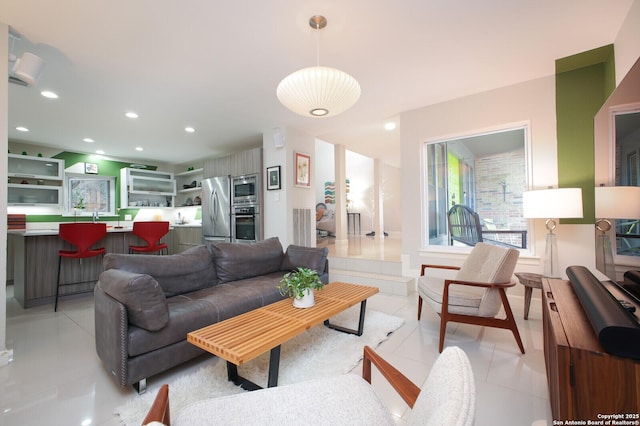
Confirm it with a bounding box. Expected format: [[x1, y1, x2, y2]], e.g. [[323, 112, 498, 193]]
[[8, 75, 28, 86]]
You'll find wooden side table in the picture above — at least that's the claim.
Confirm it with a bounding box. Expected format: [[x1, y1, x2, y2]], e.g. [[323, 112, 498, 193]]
[[514, 272, 543, 320]]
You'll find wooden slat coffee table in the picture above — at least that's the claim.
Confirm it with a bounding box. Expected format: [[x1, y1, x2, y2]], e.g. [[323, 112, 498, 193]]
[[187, 281, 379, 390]]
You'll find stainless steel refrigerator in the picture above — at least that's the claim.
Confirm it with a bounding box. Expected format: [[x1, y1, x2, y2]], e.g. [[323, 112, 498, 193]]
[[201, 176, 232, 243]]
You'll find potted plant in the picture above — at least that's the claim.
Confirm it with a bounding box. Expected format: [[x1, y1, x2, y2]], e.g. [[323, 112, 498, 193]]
[[278, 267, 324, 308]]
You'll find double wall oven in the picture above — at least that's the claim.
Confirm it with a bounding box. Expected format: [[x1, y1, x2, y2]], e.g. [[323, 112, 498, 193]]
[[231, 174, 261, 242]]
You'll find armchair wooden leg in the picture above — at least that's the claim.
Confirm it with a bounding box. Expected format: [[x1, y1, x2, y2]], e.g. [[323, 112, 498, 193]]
[[418, 296, 423, 320], [499, 288, 525, 354]]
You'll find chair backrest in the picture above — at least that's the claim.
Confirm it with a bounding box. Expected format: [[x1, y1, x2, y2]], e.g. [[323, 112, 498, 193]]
[[447, 204, 483, 246], [456, 242, 519, 284], [59, 223, 107, 254], [407, 346, 475, 426], [133, 221, 170, 246]]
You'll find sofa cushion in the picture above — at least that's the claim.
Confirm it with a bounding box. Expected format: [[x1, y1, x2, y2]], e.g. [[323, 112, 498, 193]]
[[103, 245, 217, 297], [99, 269, 169, 331], [280, 245, 328, 275], [210, 237, 284, 283]]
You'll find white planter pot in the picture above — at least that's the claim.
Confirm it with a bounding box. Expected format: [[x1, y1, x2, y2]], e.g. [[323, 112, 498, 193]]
[[293, 289, 315, 308]]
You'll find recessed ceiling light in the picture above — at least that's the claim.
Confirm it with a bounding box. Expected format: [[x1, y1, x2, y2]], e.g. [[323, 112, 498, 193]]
[[40, 90, 59, 99], [125, 112, 138, 119], [135, 147, 143, 151], [384, 122, 397, 131], [16, 126, 29, 132], [96, 150, 105, 155], [185, 127, 195, 133], [83, 138, 95, 143]]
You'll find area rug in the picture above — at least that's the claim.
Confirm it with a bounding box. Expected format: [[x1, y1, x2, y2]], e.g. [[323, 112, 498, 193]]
[[115, 308, 404, 425]]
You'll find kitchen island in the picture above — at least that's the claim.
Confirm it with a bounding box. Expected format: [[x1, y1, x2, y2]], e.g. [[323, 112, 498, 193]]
[[8, 224, 204, 308]]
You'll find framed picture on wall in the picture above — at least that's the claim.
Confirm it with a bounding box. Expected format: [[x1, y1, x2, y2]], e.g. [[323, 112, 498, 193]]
[[266, 165, 281, 190], [85, 162, 99, 174], [295, 152, 311, 188]]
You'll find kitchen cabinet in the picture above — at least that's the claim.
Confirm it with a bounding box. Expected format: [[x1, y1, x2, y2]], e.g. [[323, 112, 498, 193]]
[[120, 168, 176, 208], [8, 153, 64, 206], [175, 168, 203, 206], [173, 226, 203, 252]]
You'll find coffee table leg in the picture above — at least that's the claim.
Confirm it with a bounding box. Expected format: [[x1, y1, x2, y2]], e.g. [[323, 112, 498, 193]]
[[267, 345, 281, 387], [324, 300, 368, 336], [225, 345, 281, 391]]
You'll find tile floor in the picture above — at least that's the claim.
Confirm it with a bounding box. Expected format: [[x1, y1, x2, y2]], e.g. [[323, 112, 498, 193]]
[[1, 236, 553, 425]]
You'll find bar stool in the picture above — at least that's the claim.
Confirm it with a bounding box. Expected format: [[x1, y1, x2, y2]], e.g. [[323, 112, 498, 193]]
[[56, 222, 107, 311], [129, 221, 170, 255]]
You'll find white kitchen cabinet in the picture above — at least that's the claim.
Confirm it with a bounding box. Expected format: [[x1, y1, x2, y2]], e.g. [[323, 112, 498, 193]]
[[7, 153, 64, 206], [120, 168, 176, 208]]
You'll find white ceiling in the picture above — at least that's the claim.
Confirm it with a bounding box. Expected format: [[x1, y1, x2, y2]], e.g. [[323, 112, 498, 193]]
[[2, 0, 635, 169]]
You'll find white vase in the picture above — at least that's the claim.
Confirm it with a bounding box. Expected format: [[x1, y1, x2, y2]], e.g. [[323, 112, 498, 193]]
[[293, 289, 315, 308]]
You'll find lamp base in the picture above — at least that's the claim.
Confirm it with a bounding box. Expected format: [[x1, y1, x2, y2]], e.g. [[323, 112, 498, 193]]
[[544, 231, 560, 278], [595, 232, 616, 280]]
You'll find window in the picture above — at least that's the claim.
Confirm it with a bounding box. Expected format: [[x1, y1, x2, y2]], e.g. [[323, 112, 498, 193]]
[[614, 109, 640, 258], [423, 126, 529, 249], [65, 174, 116, 217]]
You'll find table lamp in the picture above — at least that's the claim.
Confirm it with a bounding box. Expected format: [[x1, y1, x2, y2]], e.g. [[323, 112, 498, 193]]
[[522, 188, 583, 278], [594, 186, 640, 280]]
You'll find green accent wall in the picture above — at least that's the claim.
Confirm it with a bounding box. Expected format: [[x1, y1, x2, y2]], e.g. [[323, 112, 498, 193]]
[[556, 44, 615, 224]]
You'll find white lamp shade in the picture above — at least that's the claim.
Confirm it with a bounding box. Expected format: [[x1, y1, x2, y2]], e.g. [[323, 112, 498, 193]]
[[522, 188, 583, 219], [277, 66, 361, 118], [595, 186, 640, 219]]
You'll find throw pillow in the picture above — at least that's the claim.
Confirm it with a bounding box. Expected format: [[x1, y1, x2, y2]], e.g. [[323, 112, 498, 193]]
[[99, 269, 169, 331], [280, 245, 328, 275], [210, 237, 284, 283]]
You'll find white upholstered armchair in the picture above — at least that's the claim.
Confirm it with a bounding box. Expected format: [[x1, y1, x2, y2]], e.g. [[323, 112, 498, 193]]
[[417, 242, 525, 353], [143, 345, 475, 426]]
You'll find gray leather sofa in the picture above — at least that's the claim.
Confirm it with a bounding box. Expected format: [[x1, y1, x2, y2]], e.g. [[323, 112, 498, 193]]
[[94, 237, 328, 393]]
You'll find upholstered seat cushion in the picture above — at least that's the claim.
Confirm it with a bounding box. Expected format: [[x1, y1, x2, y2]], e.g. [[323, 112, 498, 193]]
[[419, 243, 519, 317], [173, 374, 395, 426]]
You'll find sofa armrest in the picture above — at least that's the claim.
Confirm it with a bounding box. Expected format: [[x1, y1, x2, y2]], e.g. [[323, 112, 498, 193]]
[[98, 269, 169, 331], [362, 345, 420, 408], [94, 282, 130, 388]]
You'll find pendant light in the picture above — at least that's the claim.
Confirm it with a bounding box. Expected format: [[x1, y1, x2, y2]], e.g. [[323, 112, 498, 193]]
[[277, 16, 361, 118]]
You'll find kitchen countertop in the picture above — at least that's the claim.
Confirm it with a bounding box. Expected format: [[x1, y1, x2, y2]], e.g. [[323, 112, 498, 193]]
[[8, 221, 202, 236]]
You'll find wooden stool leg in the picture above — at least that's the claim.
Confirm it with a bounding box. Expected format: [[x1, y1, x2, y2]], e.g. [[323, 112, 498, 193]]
[[524, 286, 533, 320]]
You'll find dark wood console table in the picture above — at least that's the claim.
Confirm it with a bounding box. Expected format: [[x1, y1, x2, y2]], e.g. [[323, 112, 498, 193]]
[[542, 277, 640, 420]]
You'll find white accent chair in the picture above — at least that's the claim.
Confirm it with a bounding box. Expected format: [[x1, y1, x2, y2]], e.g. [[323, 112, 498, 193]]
[[142, 345, 475, 426], [418, 242, 525, 353]]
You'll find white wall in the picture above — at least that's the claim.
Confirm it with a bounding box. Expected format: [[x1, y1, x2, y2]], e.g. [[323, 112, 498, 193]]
[[400, 75, 595, 277], [262, 126, 316, 247]]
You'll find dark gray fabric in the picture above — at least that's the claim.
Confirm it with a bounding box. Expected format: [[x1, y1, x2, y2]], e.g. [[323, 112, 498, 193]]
[[210, 237, 284, 283], [128, 296, 220, 357], [280, 245, 329, 275], [103, 245, 217, 297], [98, 269, 169, 331]]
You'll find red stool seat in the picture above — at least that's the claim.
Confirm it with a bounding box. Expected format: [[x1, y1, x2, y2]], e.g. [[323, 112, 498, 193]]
[[56, 223, 107, 311], [129, 221, 170, 255]]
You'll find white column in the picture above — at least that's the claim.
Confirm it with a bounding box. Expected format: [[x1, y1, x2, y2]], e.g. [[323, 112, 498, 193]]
[[373, 159, 384, 237], [334, 145, 347, 242]]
